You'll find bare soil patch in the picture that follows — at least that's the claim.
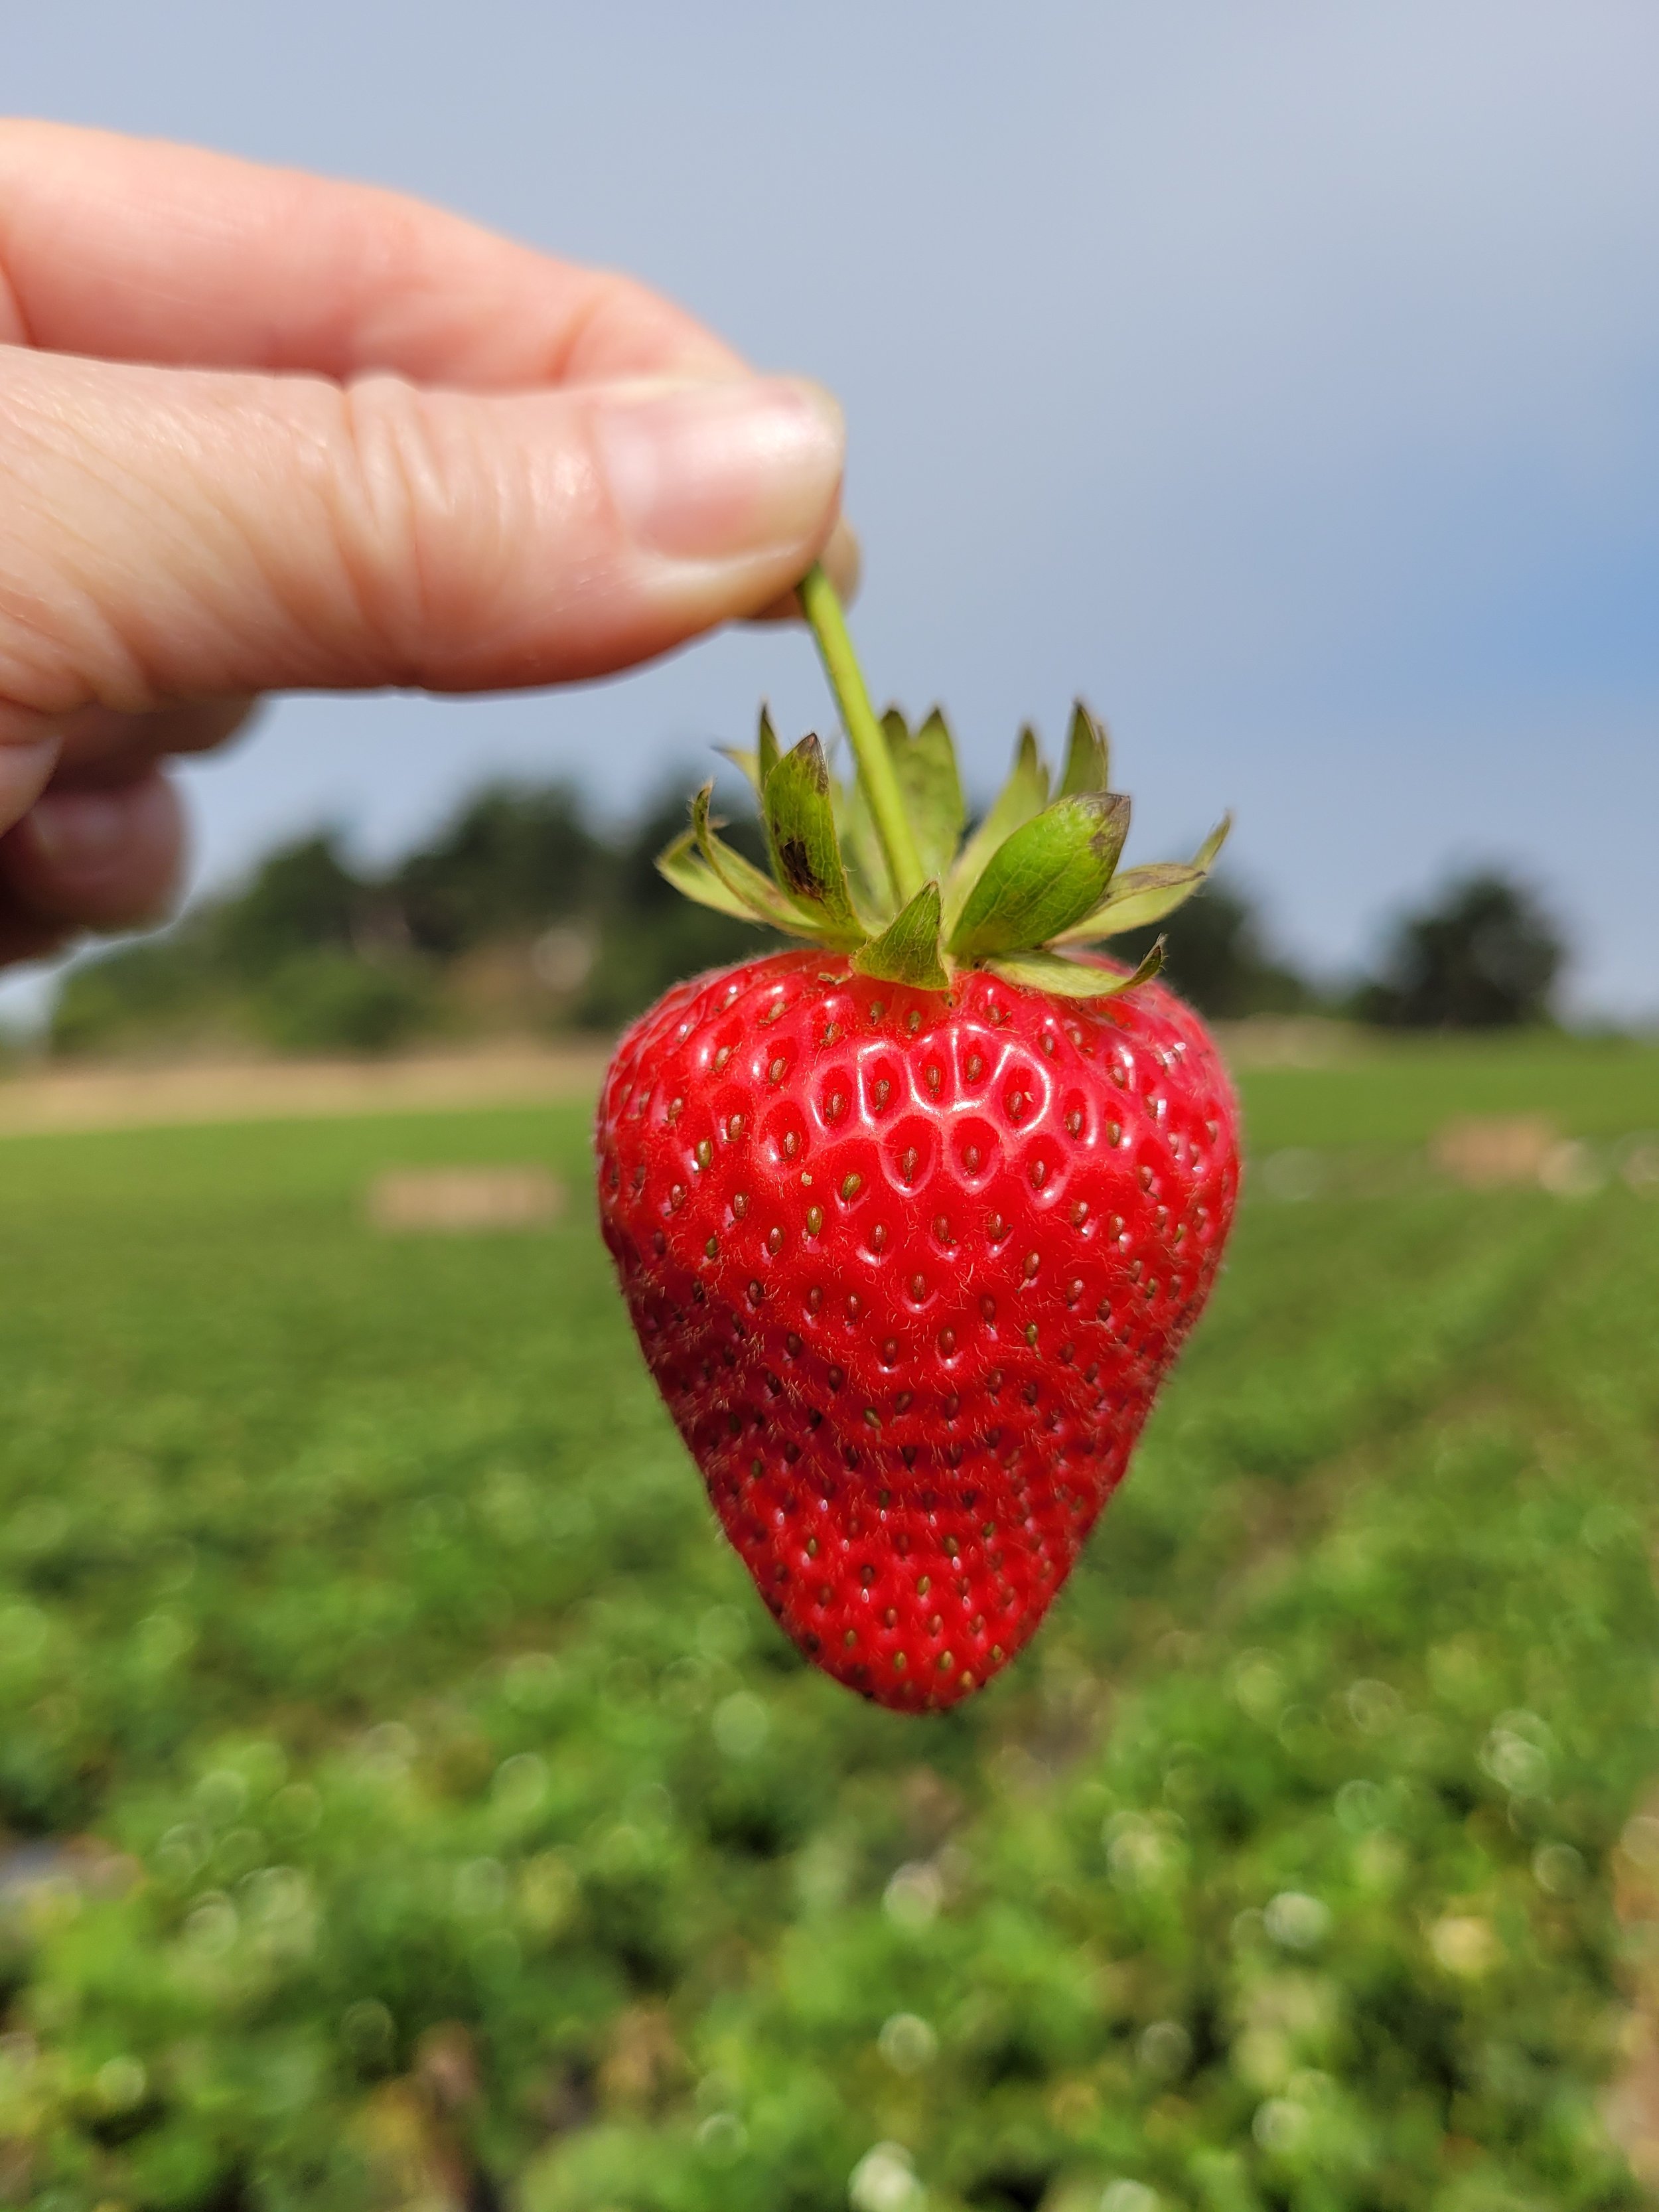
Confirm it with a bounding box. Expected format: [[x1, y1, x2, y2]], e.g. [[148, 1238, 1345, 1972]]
[[1429, 1114, 1560, 1187], [366, 1166, 567, 1234], [0, 1043, 611, 1139]]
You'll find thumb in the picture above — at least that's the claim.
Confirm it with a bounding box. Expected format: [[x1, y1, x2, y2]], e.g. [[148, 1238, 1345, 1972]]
[[0, 350, 847, 722]]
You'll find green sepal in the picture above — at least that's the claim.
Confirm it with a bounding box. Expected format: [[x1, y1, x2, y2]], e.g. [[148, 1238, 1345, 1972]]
[[1054, 812, 1233, 942], [655, 828, 772, 925], [948, 792, 1131, 960], [691, 784, 831, 936], [714, 706, 783, 800], [885, 705, 965, 886], [1054, 865, 1198, 940], [660, 551, 1232, 1004], [944, 725, 1050, 931], [1058, 700, 1110, 797], [985, 938, 1165, 1000], [831, 771, 896, 924], [757, 705, 782, 788], [851, 880, 949, 989], [1192, 811, 1233, 869], [762, 735, 866, 946]]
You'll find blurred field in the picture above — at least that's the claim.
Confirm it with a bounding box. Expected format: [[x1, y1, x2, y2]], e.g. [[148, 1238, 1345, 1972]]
[[0, 1037, 1656, 2208], [1240, 1032, 1659, 1147], [0, 1043, 611, 1140]]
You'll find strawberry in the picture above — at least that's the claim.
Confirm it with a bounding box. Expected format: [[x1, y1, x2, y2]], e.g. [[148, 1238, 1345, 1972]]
[[596, 567, 1240, 1710]]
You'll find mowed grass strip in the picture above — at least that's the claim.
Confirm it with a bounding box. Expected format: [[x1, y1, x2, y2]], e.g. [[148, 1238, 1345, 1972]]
[[1240, 1033, 1659, 1151], [0, 1066, 1652, 2205]]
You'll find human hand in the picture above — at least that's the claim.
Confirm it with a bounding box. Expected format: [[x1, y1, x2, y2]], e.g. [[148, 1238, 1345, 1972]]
[[0, 122, 855, 967]]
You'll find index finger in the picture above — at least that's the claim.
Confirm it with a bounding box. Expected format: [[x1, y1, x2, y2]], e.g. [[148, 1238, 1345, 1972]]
[[0, 119, 743, 388]]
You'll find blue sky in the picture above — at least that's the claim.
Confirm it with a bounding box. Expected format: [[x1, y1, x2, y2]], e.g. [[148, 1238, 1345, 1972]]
[[5, 1, 1657, 1016]]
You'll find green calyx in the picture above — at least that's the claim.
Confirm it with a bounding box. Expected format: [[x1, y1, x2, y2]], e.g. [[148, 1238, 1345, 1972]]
[[658, 565, 1232, 999]]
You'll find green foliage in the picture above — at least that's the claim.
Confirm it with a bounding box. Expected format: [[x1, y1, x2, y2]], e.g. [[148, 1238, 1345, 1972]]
[[0, 1039, 1656, 2202], [394, 785, 607, 956], [52, 830, 423, 1060], [1113, 875, 1315, 1020], [760, 735, 865, 943], [987, 940, 1163, 1001], [852, 883, 950, 989], [948, 794, 1130, 961], [691, 783, 817, 936], [1057, 701, 1110, 800], [885, 707, 966, 885], [48, 752, 1324, 1062], [50, 782, 782, 1059], [51, 932, 230, 1057], [578, 793, 782, 1032], [944, 729, 1050, 936], [1359, 871, 1565, 1030], [252, 954, 431, 1056], [1059, 818, 1232, 948], [218, 834, 373, 980]]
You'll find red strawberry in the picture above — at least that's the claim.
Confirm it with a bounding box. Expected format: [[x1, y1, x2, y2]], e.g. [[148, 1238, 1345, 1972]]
[[596, 566, 1240, 1709]]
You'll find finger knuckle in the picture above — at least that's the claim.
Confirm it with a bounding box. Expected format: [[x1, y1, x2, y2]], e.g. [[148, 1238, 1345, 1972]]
[[330, 374, 538, 685], [0, 363, 109, 709]]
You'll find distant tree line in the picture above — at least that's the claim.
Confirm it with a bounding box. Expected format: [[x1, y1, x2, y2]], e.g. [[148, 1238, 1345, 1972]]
[[51, 782, 786, 1057], [48, 778, 1567, 1057], [1356, 872, 1564, 1030]]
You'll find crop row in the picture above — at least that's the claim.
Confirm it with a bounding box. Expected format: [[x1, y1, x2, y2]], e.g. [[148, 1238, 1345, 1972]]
[[0, 1107, 1652, 2206]]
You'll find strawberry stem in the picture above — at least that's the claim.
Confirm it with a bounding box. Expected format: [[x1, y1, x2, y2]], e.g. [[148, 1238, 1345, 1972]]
[[798, 564, 925, 909]]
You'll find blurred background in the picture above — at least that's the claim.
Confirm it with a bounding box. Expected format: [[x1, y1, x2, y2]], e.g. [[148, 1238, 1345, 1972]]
[[2, 7, 1659, 2210], [3, 0, 1658, 1048]]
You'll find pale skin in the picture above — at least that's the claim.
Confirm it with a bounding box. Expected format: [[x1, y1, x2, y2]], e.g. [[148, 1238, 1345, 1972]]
[[0, 121, 857, 970]]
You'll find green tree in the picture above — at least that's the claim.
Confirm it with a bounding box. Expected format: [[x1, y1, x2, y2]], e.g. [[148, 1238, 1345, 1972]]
[[216, 832, 371, 980], [253, 952, 429, 1054], [54, 832, 425, 1055], [392, 784, 605, 956], [52, 928, 224, 1055], [1359, 871, 1563, 1029]]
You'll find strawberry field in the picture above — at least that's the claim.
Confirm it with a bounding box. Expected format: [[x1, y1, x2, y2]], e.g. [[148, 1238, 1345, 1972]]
[[1, 1035, 1657, 2210]]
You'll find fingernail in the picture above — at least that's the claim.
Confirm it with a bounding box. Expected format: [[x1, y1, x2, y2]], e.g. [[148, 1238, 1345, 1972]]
[[22, 788, 129, 872], [599, 377, 844, 563]]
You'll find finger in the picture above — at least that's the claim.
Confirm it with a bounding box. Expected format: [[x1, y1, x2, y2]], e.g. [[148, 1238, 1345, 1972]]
[[0, 909, 70, 968], [0, 350, 846, 711], [0, 715, 62, 832], [0, 695, 254, 838], [49, 696, 259, 786], [0, 121, 741, 389], [0, 767, 184, 930], [753, 517, 863, 621]]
